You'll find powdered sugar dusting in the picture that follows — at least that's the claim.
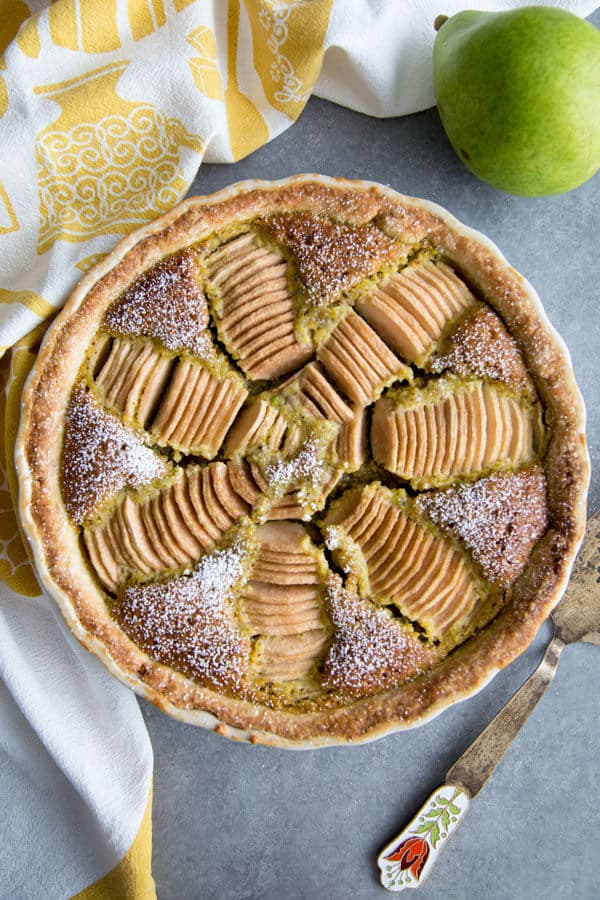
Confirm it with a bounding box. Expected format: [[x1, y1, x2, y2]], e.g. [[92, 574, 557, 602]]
[[321, 574, 437, 697], [262, 437, 332, 519], [62, 385, 168, 524], [103, 251, 215, 358], [115, 542, 250, 690], [416, 466, 549, 585], [263, 438, 326, 489], [430, 305, 534, 398], [323, 525, 342, 552], [262, 213, 399, 306]]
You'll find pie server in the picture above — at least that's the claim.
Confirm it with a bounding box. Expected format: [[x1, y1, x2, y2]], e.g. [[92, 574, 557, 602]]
[[378, 506, 600, 892]]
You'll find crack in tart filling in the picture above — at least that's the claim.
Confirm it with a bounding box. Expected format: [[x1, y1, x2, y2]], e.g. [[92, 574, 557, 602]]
[[17, 176, 588, 747]]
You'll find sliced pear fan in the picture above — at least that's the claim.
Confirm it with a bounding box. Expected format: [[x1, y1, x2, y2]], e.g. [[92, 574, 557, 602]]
[[83, 462, 252, 591], [323, 485, 479, 640], [372, 378, 540, 486], [223, 399, 300, 457], [317, 309, 411, 405], [356, 259, 475, 364], [243, 523, 329, 681], [205, 233, 311, 379], [95, 336, 174, 426], [288, 362, 354, 423], [151, 358, 247, 456], [255, 631, 329, 681], [283, 363, 367, 472]]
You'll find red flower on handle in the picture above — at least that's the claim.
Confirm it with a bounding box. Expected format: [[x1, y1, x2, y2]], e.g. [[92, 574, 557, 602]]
[[385, 836, 430, 879]]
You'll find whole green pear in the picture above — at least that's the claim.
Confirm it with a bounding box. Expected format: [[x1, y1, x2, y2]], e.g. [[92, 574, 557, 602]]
[[433, 7, 600, 195]]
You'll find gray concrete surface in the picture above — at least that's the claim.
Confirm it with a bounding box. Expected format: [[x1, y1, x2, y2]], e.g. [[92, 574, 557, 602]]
[[143, 33, 600, 898]]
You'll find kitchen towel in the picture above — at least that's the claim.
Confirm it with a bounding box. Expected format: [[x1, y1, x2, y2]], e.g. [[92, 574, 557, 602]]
[[0, 1, 596, 897]]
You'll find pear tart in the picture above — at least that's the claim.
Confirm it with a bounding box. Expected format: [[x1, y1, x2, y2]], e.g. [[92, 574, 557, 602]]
[[18, 176, 588, 747]]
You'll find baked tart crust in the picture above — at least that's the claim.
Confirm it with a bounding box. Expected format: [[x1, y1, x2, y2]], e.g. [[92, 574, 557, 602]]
[[16, 176, 589, 747]]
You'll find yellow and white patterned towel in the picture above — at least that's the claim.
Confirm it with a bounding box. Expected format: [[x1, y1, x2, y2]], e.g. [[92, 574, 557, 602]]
[[0, 1, 595, 897]]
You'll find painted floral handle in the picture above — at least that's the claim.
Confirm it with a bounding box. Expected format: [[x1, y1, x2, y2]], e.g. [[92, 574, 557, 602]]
[[377, 784, 470, 892]]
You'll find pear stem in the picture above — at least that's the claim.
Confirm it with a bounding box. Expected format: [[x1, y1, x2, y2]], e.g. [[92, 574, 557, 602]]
[[434, 14, 449, 31]]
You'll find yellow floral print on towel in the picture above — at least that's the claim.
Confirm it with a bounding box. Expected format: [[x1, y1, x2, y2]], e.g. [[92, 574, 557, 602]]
[[35, 62, 204, 253], [187, 25, 224, 99]]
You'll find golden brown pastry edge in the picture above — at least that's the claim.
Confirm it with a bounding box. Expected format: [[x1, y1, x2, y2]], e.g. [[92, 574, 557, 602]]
[[16, 175, 589, 747]]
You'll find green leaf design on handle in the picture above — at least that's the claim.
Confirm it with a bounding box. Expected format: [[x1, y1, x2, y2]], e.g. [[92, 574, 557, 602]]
[[378, 785, 471, 892]]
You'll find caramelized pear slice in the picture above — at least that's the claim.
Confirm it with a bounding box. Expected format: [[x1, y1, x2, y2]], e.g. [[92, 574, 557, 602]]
[[287, 363, 354, 423], [336, 406, 367, 472], [282, 364, 366, 472]]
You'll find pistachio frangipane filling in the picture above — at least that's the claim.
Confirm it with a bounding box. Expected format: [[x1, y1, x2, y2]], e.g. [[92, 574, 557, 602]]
[[321, 574, 439, 698], [112, 537, 253, 693], [103, 249, 213, 357], [260, 211, 404, 306], [62, 385, 170, 525], [415, 466, 549, 585], [60, 205, 552, 708], [428, 303, 537, 399]]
